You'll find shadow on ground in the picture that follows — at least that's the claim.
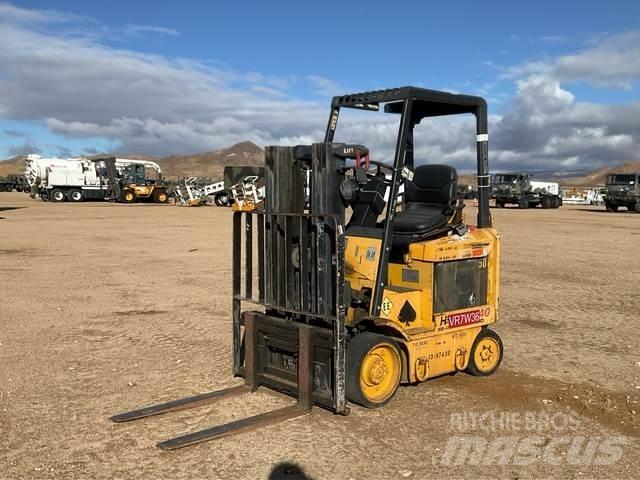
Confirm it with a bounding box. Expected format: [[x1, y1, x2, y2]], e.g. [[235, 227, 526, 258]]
[[268, 462, 314, 480]]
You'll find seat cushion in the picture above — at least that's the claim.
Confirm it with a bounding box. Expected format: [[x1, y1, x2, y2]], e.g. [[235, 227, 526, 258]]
[[406, 165, 457, 205], [393, 203, 449, 235]]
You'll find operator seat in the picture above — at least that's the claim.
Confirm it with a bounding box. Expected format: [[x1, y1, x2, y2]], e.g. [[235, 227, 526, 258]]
[[393, 164, 461, 245]]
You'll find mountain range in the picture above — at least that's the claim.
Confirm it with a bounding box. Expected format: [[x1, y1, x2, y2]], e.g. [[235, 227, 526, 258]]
[[1, 141, 638, 186]]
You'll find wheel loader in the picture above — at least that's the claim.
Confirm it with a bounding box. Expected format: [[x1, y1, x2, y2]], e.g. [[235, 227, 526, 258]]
[[112, 86, 503, 449]]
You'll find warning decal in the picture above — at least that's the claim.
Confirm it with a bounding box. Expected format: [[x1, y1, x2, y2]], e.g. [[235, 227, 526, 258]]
[[381, 297, 393, 316]]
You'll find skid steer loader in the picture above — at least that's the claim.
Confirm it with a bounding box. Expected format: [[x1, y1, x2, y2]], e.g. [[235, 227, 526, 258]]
[[111, 86, 502, 449]]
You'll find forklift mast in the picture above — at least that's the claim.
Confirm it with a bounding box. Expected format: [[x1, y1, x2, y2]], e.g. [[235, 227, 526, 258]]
[[92, 156, 122, 200]]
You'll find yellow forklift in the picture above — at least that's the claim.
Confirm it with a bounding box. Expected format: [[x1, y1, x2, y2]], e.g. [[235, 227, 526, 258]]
[[94, 156, 169, 203], [111, 86, 502, 448]]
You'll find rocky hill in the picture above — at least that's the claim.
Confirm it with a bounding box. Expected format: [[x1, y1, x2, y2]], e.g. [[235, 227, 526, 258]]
[[0, 141, 265, 179], [560, 160, 640, 186], [156, 141, 264, 178], [0, 156, 23, 177]]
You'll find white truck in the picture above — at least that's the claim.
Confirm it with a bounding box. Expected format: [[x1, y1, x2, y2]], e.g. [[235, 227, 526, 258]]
[[25, 154, 162, 202]]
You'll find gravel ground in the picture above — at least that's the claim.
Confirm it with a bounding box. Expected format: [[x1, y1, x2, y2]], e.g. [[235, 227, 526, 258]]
[[1, 192, 639, 479]]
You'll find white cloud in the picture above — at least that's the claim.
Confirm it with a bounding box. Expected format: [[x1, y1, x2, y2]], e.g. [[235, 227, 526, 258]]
[[123, 24, 179, 37], [508, 31, 640, 89], [492, 75, 640, 170], [0, 3, 639, 174]]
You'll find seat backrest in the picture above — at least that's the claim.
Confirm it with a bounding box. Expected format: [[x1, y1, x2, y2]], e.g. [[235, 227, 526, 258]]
[[405, 164, 458, 207]]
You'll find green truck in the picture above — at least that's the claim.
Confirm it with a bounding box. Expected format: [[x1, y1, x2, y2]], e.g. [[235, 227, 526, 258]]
[[603, 173, 640, 212]]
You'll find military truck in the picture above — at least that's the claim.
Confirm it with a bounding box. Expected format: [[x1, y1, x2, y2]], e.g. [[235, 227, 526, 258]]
[[0, 174, 29, 192], [603, 173, 640, 212], [491, 173, 561, 209], [458, 183, 477, 200]]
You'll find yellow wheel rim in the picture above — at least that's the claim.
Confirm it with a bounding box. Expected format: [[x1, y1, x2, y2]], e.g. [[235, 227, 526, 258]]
[[125, 193, 133, 201], [473, 337, 500, 373], [158, 193, 167, 202], [360, 343, 401, 404]]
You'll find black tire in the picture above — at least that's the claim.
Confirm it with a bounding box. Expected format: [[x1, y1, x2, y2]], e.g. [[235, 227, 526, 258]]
[[635, 202, 640, 214], [214, 191, 230, 207], [346, 332, 402, 408], [605, 203, 618, 212], [153, 189, 169, 203], [518, 198, 529, 209], [541, 197, 552, 209], [67, 188, 83, 202], [121, 189, 137, 203], [495, 201, 505, 208], [50, 189, 66, 202], [466, 328, 503, 377]]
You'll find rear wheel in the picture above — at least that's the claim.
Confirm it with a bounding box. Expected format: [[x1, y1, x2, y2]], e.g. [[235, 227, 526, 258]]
[[50, 189, 66, 202], [153, 189, 168, 203], [121, 189, 137, 203], [346, 332, 402, 408], [605, 203, 618, 212], [466, 328, 503, 376], [518, 198, 529, 209], [541, 196, 552, 209], [67, 189, 83, 202], [495, 200, 505, 208]]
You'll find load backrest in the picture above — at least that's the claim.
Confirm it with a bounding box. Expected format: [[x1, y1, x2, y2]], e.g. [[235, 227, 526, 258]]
[[405, 164, 458, 208]]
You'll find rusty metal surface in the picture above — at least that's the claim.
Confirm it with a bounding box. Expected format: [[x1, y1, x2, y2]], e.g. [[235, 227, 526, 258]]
[[109, 385, 249, 423], [156, 405, 309, 450]]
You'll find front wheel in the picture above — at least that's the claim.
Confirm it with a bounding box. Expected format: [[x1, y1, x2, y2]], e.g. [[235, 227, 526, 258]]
[[605, 203, 618, 212], [346, 332, 402, 408], [153, 190, 168, 203], [121, 189, 137, 203], [518, 198, 529, 209], [50, 189, 66, 202], [466, 328, 503, 376]]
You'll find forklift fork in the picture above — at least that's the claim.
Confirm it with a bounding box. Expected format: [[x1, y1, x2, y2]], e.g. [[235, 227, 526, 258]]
[[110, 314, 314, 450]]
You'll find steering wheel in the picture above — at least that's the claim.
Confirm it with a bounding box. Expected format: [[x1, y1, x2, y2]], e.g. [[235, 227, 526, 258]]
[[332, 143, 395, 185]]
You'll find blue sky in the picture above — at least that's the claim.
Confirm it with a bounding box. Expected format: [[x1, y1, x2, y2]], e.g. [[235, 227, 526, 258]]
[[1, 0, 639, 171]]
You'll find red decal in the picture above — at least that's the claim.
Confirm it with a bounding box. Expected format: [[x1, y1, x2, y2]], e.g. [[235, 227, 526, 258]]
[[445, 307, 490, 328]]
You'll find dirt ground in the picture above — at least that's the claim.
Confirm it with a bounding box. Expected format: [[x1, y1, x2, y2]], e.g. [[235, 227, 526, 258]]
[[1, 191, 639, 479]]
